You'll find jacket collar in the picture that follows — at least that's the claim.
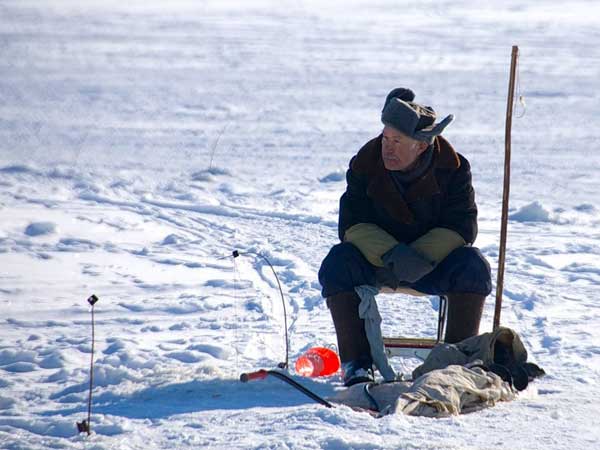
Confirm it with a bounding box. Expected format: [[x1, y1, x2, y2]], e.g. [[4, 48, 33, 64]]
[[351, 135, 460, 224]]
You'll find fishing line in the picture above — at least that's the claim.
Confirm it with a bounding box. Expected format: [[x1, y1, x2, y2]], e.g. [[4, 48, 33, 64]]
[[224, 249, 289, 370], [514, 52, 526, 119], [208, 123, 230, 171], [232, 254, 241, 369]]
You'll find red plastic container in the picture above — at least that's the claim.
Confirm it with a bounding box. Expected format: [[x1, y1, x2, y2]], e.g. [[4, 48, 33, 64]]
[[294, 347, 340, 377]]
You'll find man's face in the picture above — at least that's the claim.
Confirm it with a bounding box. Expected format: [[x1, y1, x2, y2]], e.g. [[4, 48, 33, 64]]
[[381, 125, 429, 171]]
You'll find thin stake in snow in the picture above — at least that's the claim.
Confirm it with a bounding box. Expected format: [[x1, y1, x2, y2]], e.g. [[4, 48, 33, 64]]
[[494, 46, 519, 330], [208, 123, 229, 170], [76, 294, 99, 436]]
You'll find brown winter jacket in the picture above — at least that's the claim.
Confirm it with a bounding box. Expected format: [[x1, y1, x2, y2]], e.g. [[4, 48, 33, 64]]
[[338, 134, 478, 266]]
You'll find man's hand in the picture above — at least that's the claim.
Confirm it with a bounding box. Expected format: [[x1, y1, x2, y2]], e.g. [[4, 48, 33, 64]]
[[382, 243, 435, 283]]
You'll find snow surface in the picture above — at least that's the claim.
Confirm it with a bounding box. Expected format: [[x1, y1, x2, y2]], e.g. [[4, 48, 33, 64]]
[[1, 0, 600, 448]]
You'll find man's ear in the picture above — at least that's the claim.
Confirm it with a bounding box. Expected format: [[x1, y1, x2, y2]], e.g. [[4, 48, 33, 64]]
[[418, 141, 429, 153]]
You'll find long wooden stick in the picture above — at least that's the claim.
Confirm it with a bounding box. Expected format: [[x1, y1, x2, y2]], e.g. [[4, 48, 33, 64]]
[[494, 46, 519, 330]]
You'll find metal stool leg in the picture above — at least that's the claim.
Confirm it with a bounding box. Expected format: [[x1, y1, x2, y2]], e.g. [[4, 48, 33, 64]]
[[384, 294, 448, 359], [436, 295, 448, 343]]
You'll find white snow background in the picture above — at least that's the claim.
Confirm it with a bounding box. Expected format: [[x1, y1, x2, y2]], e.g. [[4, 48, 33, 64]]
[[1, 0, 600, 448]]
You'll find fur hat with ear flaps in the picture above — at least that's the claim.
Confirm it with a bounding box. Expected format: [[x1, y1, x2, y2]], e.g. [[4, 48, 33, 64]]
[[381, 88, 454, 144]]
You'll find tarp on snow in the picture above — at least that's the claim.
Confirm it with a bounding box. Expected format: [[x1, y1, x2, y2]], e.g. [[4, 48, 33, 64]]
[[331, 364, 515, 417], [330, 327, 544, 417]]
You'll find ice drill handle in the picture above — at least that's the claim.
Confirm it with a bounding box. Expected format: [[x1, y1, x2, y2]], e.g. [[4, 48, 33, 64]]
[[240, 369, 269, 383]]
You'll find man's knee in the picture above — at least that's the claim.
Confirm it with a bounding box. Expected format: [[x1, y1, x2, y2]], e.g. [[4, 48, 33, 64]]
[[415, 246, 491, 296], [444, 246, 492, 295], [318, 242, 375, 298]]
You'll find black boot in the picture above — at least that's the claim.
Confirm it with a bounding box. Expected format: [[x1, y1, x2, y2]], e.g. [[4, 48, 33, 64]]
[[327, 291, 373, 386], [444, 293, 485, 344]]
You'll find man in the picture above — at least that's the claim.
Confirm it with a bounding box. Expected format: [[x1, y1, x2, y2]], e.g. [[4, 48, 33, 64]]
[[318, 88, 492, 386]]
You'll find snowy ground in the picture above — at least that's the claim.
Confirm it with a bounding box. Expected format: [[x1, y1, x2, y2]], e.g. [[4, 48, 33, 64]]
[[1, 0, 600, 448]]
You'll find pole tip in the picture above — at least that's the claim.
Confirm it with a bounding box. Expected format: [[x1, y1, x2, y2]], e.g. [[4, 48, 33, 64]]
[[76, 419, 90, 434]]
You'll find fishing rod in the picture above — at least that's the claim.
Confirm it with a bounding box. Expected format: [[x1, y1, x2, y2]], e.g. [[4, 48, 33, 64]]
[[231, 249, 289, 369], [240, 369, 333, 408]]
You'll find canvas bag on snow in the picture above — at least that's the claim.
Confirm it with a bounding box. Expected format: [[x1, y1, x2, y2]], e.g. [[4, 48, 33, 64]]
[[412, 326, 544, 390], [331, 327, 544, 417]]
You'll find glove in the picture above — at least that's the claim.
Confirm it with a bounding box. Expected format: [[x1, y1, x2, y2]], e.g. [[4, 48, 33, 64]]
[[381, 243, 436, 283]]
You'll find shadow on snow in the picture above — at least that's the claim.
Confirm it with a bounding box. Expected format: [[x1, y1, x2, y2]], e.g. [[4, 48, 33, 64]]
[[42, 377, 337, 420]]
